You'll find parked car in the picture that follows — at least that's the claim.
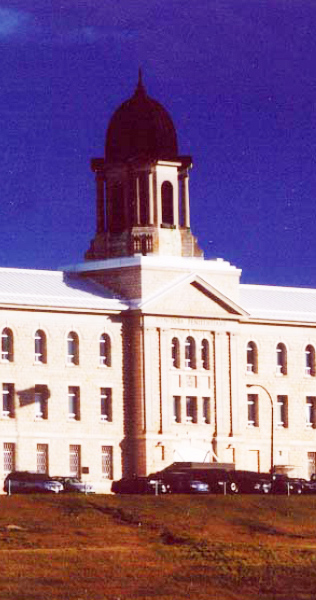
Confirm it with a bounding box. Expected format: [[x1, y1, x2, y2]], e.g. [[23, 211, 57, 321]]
[[270, 474, 303, 494], [227, 470, 272, 494], [149, 470, 210, 494], [3, 471, 64, 494], [53, 476, 94, 494], [111, 476, 168, 495], [291, 477, 316, 494]]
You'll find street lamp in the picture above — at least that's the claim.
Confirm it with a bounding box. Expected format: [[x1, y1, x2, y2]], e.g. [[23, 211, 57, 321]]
[[247, 383, 274, 474]]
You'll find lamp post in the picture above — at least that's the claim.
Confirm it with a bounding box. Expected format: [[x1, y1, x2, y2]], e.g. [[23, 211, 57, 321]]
[[247, 383, 274, 474]]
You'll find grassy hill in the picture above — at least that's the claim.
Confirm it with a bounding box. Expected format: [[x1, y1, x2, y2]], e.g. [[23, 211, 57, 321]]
[[0, 493, 316, 599]]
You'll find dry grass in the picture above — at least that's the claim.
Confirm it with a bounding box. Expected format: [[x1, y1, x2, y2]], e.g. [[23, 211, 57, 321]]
[[0, 494, 316, 599]]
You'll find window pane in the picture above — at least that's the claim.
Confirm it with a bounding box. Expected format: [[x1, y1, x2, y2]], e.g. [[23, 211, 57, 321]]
[[101, 388, 112, 421], [3, 442, 15, 474], [102, 446, 113, 479], [70, 445, 81, 477]]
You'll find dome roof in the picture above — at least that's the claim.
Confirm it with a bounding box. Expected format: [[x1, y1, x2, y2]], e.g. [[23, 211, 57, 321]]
[[105, 72, 178, 163]]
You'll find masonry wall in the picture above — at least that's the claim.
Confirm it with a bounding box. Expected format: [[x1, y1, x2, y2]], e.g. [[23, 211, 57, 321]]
[[0, 307, 125, 493]]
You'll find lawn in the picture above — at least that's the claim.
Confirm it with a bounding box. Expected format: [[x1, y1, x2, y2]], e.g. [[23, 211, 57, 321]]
[[0, 493, 315, 599]]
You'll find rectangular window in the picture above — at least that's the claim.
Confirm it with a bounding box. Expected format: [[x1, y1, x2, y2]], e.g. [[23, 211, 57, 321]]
[[2, 383, 14, 418], [3, 442, 15, 474], [68, 386, 80, 420], [69, 444, 81, 477], [37, 443, 48, 473], [276, 395, 288, 428], [35, 385, 48, 420], [173, 396, 181, 423], [306, 397, 316, 428], [308, 452, 316, 479], [202, 397, 211, 424], [247, 394, 259, 427], [100, 388, 112, 422], [101, 445, 113, 479], [186, 396, 197, 423]]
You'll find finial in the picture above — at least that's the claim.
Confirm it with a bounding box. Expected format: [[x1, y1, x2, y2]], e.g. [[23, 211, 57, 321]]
[[135, 68, 146, 96]]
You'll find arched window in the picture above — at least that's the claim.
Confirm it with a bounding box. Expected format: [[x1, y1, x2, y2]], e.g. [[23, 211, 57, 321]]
[[1, 328, 13, 362], [111, 182, 125, 233], [171, 337, 180, 368], [247, 341, 258, 373], [276, 343, 287, 375], [305, 345, 315, 376], [67, 331, 79, 365], [161, 181, 174, 225], [185, 336, 196, 369], [201, 339, 210, 370], [100, 333, 111, 367], [34, 330, 47, 364]]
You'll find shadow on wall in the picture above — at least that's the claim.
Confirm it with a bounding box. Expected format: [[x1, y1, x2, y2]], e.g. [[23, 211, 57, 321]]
[[17, 385, 50, 408]]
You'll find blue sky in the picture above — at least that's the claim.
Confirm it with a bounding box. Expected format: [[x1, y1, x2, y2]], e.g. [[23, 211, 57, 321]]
[[1, 0, 316, 286]]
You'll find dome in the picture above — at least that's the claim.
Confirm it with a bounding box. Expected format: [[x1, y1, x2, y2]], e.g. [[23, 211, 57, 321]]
[[105, 72, 178, 163]]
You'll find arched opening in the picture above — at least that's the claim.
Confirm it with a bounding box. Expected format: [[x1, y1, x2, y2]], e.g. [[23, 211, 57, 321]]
[[34, 330, 47, 364], [161, 181, 174, 225], [305, 345, 315, 376], [247, 341, 258, 373], [185, 336, 196, 369], [111, 182, 125, 232], [276, 343, 287, 375]]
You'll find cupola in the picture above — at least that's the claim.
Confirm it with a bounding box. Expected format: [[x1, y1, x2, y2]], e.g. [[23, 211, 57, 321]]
[[85, 73, 203, 261]]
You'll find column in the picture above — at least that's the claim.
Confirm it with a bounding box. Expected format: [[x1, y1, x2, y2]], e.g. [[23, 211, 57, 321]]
[[148, 171, 154, 225], [96, 172, 105, 233]]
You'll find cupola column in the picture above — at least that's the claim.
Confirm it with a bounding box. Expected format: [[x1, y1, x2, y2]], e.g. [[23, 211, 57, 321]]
[[180, 171, 190, 228], [96, 171, 105, 233], [148, 171, 154, 225]]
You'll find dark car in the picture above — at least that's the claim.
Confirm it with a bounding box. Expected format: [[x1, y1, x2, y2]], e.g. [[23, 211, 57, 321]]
[[111, 476, 168, 495], [270, 474, 303, 495], [4, 471, 64, 494], [227, 470, 272, 494], [53, 476, 94, 494]]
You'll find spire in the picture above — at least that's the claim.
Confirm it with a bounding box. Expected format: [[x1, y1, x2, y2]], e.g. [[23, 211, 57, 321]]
[[135, 68, 146, 96]]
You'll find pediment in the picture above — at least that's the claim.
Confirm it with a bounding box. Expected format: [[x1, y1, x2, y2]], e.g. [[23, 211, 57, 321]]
[[136, 273, 248, 319]]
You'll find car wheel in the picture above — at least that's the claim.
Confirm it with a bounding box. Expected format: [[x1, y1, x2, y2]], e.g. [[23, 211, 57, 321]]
[[229, 481, 239, 494]]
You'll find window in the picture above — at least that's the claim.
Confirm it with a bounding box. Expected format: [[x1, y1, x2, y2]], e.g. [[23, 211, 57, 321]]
[[3, 442, 15, 474], [308, 452, 316, 479], [34, 330, 47, 364], [276, 395, 288, 428], [161, 181, 174, 225], [35, 385, 48, 420], [101, 388, 112, 422], [100, 334, 111, 367], [2, 384, 14, 418], [69, 445, 81, 477], [202, 397, 211, 424], [247, 342, 258, 373], [102, 445, 113, 479], [67, 332, 79, 365], [201, 339, 210, 370], [306, 397, 316, 428], [305, 345, 315, 376], [173, 396, 181, 423], [171, 337, 180, 368], [186, 396, 197, 423], [1, 328, 13, 362], [276, 343, 287, 375], [68, 386, 80, 420], [185, 336, 196, 369], [247, 394, 259, 427], [37, 444, 48, 473]]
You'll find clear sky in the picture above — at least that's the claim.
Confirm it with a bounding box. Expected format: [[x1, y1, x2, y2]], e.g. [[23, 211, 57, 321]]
[[1, 0, 316, 287]]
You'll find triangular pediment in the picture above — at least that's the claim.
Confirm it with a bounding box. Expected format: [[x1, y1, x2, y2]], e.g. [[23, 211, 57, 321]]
[[134, 273, 248, 319]]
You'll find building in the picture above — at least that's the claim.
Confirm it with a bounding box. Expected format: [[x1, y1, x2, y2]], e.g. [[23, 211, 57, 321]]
[[1, 73, 316, 492]]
